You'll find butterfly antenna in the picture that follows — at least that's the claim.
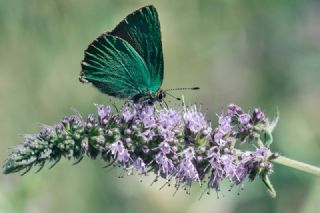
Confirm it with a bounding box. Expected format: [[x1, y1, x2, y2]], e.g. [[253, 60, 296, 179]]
[[165, 87, 200, 92], [165, 87, 199, 102], [166, 92, 181, 101]]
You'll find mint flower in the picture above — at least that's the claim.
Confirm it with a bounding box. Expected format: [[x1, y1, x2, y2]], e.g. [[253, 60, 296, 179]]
[[2, 103, 320, 197]]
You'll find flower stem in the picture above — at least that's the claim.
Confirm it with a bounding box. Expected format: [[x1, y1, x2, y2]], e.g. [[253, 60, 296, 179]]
[[272, 155, 320, 177]]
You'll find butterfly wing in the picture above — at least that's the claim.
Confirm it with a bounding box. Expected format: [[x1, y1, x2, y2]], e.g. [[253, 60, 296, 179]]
[[110, 5, 164, 93], [81, 33, 151, 98]]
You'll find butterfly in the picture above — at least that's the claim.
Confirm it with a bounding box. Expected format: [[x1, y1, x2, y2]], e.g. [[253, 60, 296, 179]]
[[79, 5, 198, 105]]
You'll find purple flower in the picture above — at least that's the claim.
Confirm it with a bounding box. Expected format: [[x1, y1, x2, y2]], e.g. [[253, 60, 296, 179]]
[[198, 145, 206, 153], [206, 146, 228, 190], [227, 104, 243, 116], [124, 129, 132, 135], [110, 141, 130, 163], [171, 146, 178, 153], [256, 147, 269, 158], [240, 151, 256, 164], [171, 148, 198, 184], [220, 154, 236, 179], [133, 157, 146, 174], [207, 146, 220, 158], [158, 109, 182, 128], [213, 131, 226, 146], [218, 115, 232, 134], [97, 104, 111, 121], [233, 150, 263, 184], [3, 102, 277, 197], [253, 108, 266, 121], [233, 163, 248, 184], [202, 128, 211, 136], [55, 124, 67, 138], [110, 141, 124, 154], [176, 158, 199, 183], [184, 106, 211, 134], [117, 149, 130, 163], [86, 114, 98, 129], [208, 158, 224, 191], [39, 126, 52, 139], [61, 115, 83, 131], [158, 127, 175, 142], [138, 105, 156, 128], [238, 113, 251, 125], [212, 113, 234, 146], [122, 106, 136, 122], [141, 129, 155, 141], [184, 147, 195, 160], [158, 142, 171, 154], [155, 153, 175, 176]]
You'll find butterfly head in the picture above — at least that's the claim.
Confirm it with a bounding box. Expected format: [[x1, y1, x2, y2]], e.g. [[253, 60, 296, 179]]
[[155, 89, 166, 102], [131, 89, 166, 105]]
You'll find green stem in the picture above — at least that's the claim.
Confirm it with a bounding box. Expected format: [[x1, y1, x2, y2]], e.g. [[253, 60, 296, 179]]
[[272, 155, 320, 176]]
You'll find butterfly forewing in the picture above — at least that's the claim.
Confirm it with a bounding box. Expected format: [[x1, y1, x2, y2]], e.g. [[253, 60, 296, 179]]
[[111, 5, 164, 92], [80, 5, 164, 101], [81, 34, 151, 98]]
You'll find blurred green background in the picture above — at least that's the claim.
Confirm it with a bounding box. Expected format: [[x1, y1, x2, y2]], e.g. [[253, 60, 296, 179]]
[[1, 0, 320, 212]]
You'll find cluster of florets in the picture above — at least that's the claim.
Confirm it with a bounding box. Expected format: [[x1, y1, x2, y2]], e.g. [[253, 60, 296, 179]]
[[2, 103, 278, 195]]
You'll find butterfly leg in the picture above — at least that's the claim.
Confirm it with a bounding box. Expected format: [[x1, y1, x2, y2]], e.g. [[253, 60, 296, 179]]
[[112, 103, 119, 113], [163, 100, 168, 108]]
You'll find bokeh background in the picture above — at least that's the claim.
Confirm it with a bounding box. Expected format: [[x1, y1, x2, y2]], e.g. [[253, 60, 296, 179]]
[[1, 0, 320, 212]]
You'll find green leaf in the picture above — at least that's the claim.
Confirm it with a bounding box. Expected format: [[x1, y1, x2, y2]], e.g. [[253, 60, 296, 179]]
[[260, 170, 277, 198], [260, 130, 273, 147]]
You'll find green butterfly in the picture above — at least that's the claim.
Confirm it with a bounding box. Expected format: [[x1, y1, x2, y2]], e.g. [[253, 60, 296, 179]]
[[80, 5, 198, 104]]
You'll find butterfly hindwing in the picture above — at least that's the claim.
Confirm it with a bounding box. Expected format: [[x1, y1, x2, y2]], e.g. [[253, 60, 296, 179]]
[[81, 34, 151, 98], [111, 5, 164, 92]]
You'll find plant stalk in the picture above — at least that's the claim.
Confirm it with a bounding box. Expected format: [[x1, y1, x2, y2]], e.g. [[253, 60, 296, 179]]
[[272, 155, 320, 177]]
